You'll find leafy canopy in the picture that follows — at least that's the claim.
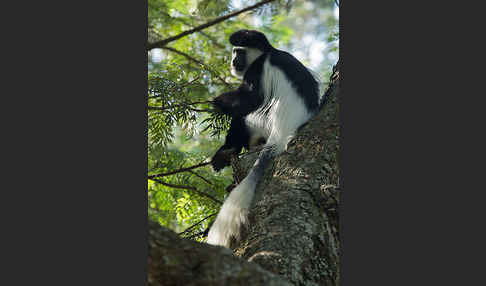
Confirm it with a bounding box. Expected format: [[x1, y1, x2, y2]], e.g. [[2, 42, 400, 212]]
[[147, 0, 339, 240]]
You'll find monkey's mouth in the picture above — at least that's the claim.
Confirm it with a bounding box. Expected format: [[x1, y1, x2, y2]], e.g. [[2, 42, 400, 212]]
[[231, 66, 245, 78], [233, 63, 246, 72]]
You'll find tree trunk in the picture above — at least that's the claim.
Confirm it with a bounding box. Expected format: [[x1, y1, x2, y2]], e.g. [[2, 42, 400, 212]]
[[148, 220, 292, 286], [148, 63, 340, 286], [233, 63, 340, 286]]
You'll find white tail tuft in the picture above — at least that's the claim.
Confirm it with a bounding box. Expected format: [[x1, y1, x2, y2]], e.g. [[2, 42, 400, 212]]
[[206, 175, 257, 247]]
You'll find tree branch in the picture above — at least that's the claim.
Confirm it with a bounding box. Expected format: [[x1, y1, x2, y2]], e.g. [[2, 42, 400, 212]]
[[148, 161, 211, 179], [148, 105, 213, 113], [148, 222, 292, 286], [149, 178, 222, 205], [186, 229, 208, 240], [178, 213, 216, 236], [188, 170, 214, 185], [160, 12, 226, 49], [232, 62, 341, 285], [147, 100, 213, 111], [147, 0, 276, 50]]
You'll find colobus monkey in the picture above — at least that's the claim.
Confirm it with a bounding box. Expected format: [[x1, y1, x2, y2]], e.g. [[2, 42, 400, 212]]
[[207, 30, 324, 247]]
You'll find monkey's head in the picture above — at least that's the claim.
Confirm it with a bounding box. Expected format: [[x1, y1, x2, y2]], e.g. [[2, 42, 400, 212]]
[[229, 30, 272, 78]]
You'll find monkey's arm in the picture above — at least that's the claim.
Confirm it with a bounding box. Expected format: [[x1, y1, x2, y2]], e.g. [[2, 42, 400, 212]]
[[212, 82, 263, 117], [211, 117, 250, 171]]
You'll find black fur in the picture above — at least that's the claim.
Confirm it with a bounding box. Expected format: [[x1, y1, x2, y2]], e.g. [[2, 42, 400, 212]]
[[269, 50, 320, 112], [231, 30, 319, 112], [207, 30, 328, 247], [232, 48, 247, 72], [211, 117, 250, 171], [229, 30, 272, 52], [210, 30, 320, 171], [211, 54, 266, 171]]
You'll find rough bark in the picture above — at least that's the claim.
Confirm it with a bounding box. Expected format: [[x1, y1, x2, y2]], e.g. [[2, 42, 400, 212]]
[[233, 64, 341, 286], [148, 220, 292, 286], [148, 64, 340, 286]]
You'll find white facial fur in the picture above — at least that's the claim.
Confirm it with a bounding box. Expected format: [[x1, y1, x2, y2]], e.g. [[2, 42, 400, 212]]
[[230, 46, 264, 79]]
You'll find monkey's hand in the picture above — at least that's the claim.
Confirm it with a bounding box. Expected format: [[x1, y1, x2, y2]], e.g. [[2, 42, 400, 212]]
[[212, 92, 240, 116], [210, 148, 235, 172]]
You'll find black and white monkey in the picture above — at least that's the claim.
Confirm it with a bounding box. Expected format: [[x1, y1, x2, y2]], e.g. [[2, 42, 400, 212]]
[[207, 30, 324, 247]]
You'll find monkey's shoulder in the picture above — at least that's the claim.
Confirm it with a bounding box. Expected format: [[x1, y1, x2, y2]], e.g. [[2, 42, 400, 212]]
[[242, 53, 268, 84]]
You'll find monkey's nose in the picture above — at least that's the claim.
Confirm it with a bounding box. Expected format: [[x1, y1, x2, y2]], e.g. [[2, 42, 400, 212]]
[[233, 61, 245, 71]]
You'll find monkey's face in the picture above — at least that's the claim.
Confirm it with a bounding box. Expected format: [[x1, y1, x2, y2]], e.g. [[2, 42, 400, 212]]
[[230, 47, 263, 79]]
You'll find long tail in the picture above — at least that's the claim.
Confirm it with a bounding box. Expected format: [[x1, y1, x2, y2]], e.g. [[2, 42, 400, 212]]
[[207, 146, 275, 247]]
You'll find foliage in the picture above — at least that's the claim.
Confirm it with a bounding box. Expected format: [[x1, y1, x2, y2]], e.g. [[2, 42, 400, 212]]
[[147, 0, 339, 239]]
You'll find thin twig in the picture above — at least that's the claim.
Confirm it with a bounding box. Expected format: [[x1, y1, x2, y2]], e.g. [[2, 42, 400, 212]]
[[147, 101, 213, 111], [187, 107, 213, 113], [148, 76, 201, 99], [160, 12, 226, 49], [148, 161, 211, 179], [147, 105, 213, 113], [188, 170, 213, 185], [198, 31, 226, 49], [238, 145, 266, 158], [186, 230, 208, 240], [178, 213, 216, 236], [147, 0, 276, 50], [161, 46, 231, 87], [149, 178, 222, 204]]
